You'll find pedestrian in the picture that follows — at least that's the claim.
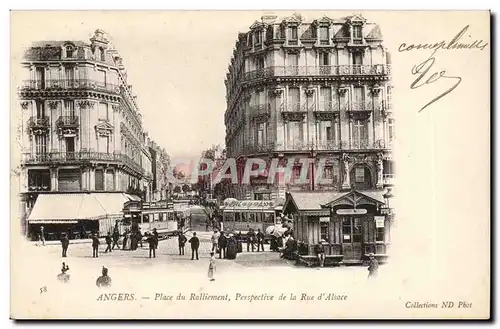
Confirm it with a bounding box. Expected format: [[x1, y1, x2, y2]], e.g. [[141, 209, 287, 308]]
[[91, 233, 100, 258], [218, 231, 227, 259], [211, 229, 220, 252], [122, 229, 129, 250], [208, 252, 216, 282], [152, 228, 159, 243], [315, 240, 326, 267], [60, 232, 69, 257], [104, 232, 112, 253], [112, 228, 120, 250], [147, 233, 157, 258], [130, 231, 137, 251], [256, 228, 265, 252], [178, 231, 187, 255], [367, 253, 379, 279], [188, 232, 200, 260], [40, 226, 45, 246], [96, 266, 112, 288], [246, 229, 255, 252]]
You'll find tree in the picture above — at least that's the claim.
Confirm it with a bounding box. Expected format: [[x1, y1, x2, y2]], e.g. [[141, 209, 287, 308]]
[[182, 184, 191, 193], [173, 185, 181, 193]]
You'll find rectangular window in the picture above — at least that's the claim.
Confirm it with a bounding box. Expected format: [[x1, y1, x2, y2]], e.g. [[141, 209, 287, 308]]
[[353, 26, 363, 39], [35, 67, 45, 89], [97, 70, 107, 87], [353, 86, 364, 104], [332, 165, 339, 186], [36, 100, 46, 118], [35, 135, 47, 154], [256, 57, 265, 70], [98, 103, 108, 120], [28, 170, 51, 191], [353, 52, 363, 66], [319, 27, 329, 40], [352, 119, 368, 148], [257, 123, 265, 146], [320, 87, 332, 109], [64, 100, 75, 117], [319, 52, 330, 66], [376, 227, 385, 242], [255, 31, 262, 44], [388, 118, 395, 142], [288, 87, 300, 109], [95, 169, 104, 191], [288, 26, 298, 40], [105, 169, 114, 191], [287, 121, 303, 145], [58, 169, 81, 191], [352, 218, 362, 243], [355, 167, 365, 183], [319, 121, 333, 141]]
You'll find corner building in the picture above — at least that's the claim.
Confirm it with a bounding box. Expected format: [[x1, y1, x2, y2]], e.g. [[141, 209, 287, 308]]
[[224, 14, 395, 201], [18, 30, 154, 238]]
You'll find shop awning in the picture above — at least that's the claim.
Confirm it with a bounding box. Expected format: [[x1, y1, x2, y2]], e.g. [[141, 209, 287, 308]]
[[28, 193, 129, 223]]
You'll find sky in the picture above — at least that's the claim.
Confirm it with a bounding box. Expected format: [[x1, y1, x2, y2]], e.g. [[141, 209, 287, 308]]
[[11, 11, 308, 160]]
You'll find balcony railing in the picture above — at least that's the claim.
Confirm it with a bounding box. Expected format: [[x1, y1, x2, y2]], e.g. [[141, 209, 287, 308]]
[[350, 101, 372, 111], [316, 140, 341, 150], [22, 152, 145, 176], [242, 65, 391, 82], [28, 116, 49, 128], [316, 101, 340, 112], [283, 102, 303, 112], [56, 116, 79, 126], [19, 79, 121, 94]]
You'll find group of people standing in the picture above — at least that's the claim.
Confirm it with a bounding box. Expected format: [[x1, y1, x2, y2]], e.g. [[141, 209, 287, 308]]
[[210, 229, 240, 260]]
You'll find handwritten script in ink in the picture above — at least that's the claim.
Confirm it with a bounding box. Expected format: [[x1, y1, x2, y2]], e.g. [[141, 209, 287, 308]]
[[398, 25, 488, 113]]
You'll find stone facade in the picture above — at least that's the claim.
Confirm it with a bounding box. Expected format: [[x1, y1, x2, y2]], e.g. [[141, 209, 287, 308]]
[[224, 14, 395, 200], [18, 29, 156, 223]]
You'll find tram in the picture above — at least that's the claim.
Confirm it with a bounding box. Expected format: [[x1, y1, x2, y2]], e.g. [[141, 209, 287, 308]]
[[122, 200, 181, 238], [220, 199, 282, 235]]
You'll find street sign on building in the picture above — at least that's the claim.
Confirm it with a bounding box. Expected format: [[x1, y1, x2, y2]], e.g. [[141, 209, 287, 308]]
[[336, 209, 368, 215]]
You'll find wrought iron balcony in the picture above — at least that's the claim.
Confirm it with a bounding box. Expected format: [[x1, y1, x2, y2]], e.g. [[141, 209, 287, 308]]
[[56, 116, 79, 127], [242, 64, 391, 82], [19, 78, 121, 94], [316, 140, 341, 150], [27, 116, 50, 135], [283, 102, 304, 112], [21, 151, 145, 176], [316, 101, 341, 112], [350, 101, 372, 111]]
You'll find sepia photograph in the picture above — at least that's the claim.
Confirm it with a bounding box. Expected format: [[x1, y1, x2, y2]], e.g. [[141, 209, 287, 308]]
[[9, 10, 490, 319]]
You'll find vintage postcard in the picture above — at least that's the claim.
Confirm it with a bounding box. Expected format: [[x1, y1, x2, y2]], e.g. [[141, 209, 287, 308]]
[[10, 10, 490, 319]]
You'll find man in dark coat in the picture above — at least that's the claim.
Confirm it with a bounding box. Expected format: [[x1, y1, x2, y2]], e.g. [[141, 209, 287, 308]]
[[178, 231, 187, 255], [147, 233, 157, 258], [256, 228, 265, 252], [104, 232, 112, 253], [218, 231, 227, 259], [112, 228, 120, 250], [188, 232, 200, 260], [152, 228, 159, 242], [60, 233, 69, 257], [246, 229, 255, 252], [91, 233, 100, 258], [315, 240, 326, 267]]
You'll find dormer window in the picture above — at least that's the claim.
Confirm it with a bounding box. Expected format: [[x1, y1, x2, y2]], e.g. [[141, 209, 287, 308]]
[[352, 25, 363, 43], [66, 46, 74, 58], [99, 47, 105, 61], [288, 26, 298, 40], [319, 26, 330, 44], [255, 31, 262, 44]]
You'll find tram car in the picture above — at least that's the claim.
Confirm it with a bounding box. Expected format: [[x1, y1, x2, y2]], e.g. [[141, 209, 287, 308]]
[[122, 200, 181, 239], [220, 199, 283, 237]]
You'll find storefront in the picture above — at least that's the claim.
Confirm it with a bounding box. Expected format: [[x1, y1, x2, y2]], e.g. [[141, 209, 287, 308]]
[[27, 193, 136, 240], [283, 190, 393, 264]]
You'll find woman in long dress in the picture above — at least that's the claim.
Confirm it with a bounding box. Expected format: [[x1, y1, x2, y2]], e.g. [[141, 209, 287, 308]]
[[208, 252, 216, 281]]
